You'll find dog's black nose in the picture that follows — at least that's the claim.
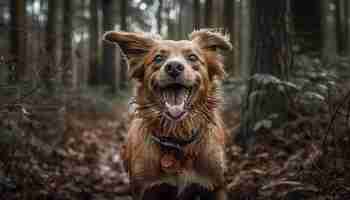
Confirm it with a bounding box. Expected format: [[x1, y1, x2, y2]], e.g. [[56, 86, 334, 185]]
[[165, 61, 184, 78]]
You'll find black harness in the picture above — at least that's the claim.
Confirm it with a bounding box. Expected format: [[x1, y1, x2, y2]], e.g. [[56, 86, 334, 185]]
[[150, 128, 201, 160]]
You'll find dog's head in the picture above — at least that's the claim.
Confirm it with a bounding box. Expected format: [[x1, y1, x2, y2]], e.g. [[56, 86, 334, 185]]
[[104, 30, 232, 123]]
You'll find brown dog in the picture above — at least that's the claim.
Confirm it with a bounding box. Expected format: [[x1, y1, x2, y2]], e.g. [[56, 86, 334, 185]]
[[103, 29, 232, 200]]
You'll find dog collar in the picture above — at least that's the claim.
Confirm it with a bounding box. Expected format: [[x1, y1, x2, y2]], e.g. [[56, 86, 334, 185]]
[[150, 128, 200, 160]]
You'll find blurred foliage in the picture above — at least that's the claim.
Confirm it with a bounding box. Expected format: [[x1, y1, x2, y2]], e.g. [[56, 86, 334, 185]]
[[224, 52, 350, 127], [224, 55, 350, 199]]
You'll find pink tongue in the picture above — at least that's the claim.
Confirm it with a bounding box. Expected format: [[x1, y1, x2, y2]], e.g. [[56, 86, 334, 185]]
[[165, 102, 185, 118]]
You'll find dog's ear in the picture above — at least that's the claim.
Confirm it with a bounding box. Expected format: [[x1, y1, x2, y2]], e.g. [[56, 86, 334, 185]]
[[103, 31, 159, 80], [190, 29, 232, 80]]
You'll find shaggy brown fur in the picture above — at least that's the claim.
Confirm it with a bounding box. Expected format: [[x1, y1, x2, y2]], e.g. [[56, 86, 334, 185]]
[[104, 29, 232, 200]]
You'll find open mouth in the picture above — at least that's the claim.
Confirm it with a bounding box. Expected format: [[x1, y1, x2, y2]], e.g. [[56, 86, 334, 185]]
[[159, 84, 195, 121]]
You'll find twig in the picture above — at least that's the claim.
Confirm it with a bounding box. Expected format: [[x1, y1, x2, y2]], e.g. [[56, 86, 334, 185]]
[[0, 84, 42, 109], [322, 91, 350, 150]]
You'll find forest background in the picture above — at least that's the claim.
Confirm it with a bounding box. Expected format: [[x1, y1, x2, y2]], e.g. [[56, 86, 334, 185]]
[[1, 0, 350, 199]]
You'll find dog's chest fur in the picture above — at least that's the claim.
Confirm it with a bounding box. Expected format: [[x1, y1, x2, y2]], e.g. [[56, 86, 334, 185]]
[[151, 169, 215, 192], [138, 127, 225, 195], [124, 117, 225, 178]]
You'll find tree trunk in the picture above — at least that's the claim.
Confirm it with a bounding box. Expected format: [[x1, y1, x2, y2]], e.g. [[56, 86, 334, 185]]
[[345, 0, 350, 55], [336, 0, 346, 54], [182, 1, 193, 38], [119, 0, 128, 90], [239, 0, 291, 150], [44, 0, 59, 92], [157, 0, 163, 34], [103, 0, 118, 94], [0, 4, 4, 25], [47, 0, 59, 63], [178, 0, 184, 39], [204, 0, 212, 28], [167, 1, 176, 39], [321, 0, 337, 63], [88, 0, 100, 86], [121, 0, 127, 31], [233, 0, 240, 77], [76, 0, 88, 89], [62, 0, 74, 89], [213, 0, 224, 27], [224, 0, 234, 75], [224, 0, 233, 35], [10, 0, 26, 81], [193, 0, 200, 29], [240, 0, 251, 78]]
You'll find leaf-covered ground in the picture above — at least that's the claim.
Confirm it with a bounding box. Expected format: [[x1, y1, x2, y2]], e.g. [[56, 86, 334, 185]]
[[1, 85, 350, 199], [0, 93, 131, 200]]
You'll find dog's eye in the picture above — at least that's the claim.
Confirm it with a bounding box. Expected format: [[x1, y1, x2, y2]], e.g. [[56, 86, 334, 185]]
[[153, 55, 164, 64], [188, 54, 198, 62]]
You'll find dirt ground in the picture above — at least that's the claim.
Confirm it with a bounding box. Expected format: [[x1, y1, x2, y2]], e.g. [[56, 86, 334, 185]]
[[1, 90, 350, 199]]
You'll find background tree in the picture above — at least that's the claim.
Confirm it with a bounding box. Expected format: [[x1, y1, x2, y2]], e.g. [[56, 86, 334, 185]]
[[10, 0, 26, 81], [204, 0, 212, 28], [120, 0, 127, 32], [239, 0, 291, 149], [233, 0, 241, 76], [44, 0, 59, 92], [102, 0, 119, 93], [193, 0, 200, 29], [76, 0, 90, 89], [345, 0, 350, 55], [322, 0, 337, 63], [157, 0, 163, 34], [178, 0, 184, 39], [62, 0, 73, 89], [167, 0, 176, 39], [240, 0, 251, 78], [88, 0, 100, 86], [224, 0, 234, 75], [336, 0, 346, 53], [119, 0, 128, 89]]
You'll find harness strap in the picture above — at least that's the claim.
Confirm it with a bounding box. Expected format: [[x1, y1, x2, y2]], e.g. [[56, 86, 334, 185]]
[[150, 128, 200, 160]]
